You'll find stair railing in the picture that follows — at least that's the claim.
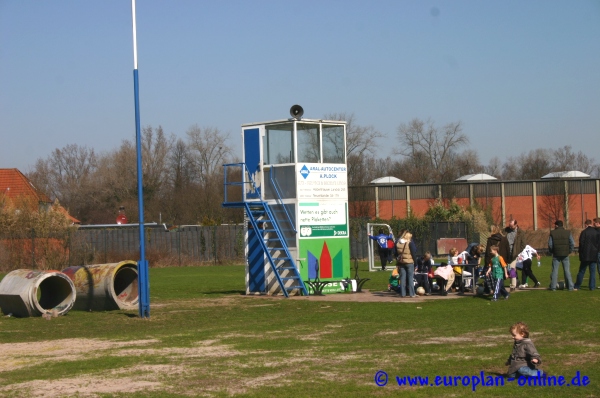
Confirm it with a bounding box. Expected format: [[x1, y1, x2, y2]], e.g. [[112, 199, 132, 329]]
[[268, 166, 297, 234]]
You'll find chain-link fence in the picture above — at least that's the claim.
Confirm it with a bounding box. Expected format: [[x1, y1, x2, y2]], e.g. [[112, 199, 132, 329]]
[[0, 225, 245, 272], [350, 221, 475, 259], [1, 221, 478, 272]]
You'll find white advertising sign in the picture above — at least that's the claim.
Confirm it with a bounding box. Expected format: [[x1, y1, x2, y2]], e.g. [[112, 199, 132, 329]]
[[299, 201, 348, 238], [296, 163, 348, 200]]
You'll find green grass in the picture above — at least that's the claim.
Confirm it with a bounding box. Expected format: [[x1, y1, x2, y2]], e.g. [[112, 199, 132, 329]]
[[0, 257, 599, 397]]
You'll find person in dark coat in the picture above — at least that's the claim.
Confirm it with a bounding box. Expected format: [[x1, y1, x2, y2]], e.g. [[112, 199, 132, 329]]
[[595, 218, 600, 286], [574, 219, 599, 291], [485, 225, 511, 265], [548, 220, 575, 291], [414, 252, 434, 295]]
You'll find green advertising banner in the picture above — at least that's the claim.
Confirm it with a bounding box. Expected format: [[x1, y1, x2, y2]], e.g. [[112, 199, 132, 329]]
[[299, 202, 348, 238], [298, 237, 351, 294], [296, 164, 350, 294]]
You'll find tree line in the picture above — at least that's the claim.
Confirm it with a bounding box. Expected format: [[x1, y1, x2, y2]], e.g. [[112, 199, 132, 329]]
[[348, 117, 599, 186], [28, 125, 235, 225], [26, 116, 599, 225]]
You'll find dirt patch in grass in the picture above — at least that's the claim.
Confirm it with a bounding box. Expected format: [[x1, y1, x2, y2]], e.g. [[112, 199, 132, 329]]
[[0, 371, 164, 397], [241, 289, 480, 303], [0, 338, 159, 372], [375, 329, 418, 336], [220, 332, 269, 340], [557, 351, 600, 367], [414, 332, 508, 346], [242, 371, 294, 388], [113, 340, 244, 359], [163, 297, 239, 309]]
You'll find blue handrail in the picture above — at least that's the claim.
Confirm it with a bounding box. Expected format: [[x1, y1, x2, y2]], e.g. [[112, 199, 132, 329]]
[[268, 166, 297, 234], [223, 162, 260, 204], [222, 162, 306, 296]]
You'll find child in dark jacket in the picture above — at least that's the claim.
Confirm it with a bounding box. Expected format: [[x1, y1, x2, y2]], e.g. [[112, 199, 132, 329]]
[[506, 322, 544, 378], [414, 252, 433, 295]]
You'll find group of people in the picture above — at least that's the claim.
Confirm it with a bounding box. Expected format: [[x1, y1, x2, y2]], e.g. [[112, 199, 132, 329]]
[[368, 216, 600, 299], [544, 217, 600, 291], [368, 220, 600, 380]]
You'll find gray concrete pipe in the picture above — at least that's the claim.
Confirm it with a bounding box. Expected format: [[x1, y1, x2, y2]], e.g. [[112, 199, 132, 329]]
[[0, 269, 76, 317], [62, 261, 139, 311]]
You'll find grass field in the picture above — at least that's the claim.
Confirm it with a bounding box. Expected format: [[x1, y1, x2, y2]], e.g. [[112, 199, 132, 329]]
[[0, 257, 599, 397]]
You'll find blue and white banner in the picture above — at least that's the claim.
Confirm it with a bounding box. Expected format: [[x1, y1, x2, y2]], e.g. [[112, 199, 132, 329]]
[[296, 163, 348, 200]]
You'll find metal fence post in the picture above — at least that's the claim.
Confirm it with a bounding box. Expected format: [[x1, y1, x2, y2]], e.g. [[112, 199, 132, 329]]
[[68, 228, 71, 267], [104, 228, 108, 263], [177, 229, 181, 266], [31, 228, 36, 269], [213, 225, 217, 265], [434, 221, 438, 256]]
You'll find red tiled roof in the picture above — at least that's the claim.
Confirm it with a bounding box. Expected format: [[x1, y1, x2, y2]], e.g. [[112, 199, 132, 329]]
[[0, 168, 51, 203], [0, 168, 80, 224], [56, 204, 81, 224]]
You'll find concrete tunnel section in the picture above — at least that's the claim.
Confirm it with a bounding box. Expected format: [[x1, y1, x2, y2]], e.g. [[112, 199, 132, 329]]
[[62, 260, 139, 311], [0, 269, 77, 317]]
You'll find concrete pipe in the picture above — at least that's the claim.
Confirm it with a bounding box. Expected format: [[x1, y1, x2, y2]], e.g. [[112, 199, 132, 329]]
[[0, 269, 76, 317], [62, 261, 139, 311]]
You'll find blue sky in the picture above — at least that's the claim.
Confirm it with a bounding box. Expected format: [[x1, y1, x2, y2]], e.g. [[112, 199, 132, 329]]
[[1, 0, 599, 172]]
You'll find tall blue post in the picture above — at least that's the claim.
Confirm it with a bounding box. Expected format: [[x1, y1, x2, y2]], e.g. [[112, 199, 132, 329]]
[[132, 0, 150, 318]]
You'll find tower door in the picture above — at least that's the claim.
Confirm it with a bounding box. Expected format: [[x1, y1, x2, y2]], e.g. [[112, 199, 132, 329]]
[[243, 127, 262, 200]]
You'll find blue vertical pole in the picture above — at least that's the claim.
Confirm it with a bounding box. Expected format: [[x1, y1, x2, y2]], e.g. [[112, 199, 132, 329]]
[[132, 0, 150, 318]]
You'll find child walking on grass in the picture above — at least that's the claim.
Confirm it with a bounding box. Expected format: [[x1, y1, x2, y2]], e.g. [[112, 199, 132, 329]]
[[506, 322, 544, 378], [486, 245, 509, 301]]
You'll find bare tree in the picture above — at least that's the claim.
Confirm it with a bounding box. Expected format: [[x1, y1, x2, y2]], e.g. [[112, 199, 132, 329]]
[[185, 125, 233, 224], [141, 126, 174, 199], [553, 145, 597, 174], [499, 145, 598, 180], [83, 126, 173, 224], [386, 151, 436, 183], [538, 180, 573, 227], [169, 138, 194, 191], [323, 113, 386, 186], [28, 144, 98, 222], [323, 112, 386, 158], [395, 118, 469, 183], [484, 156, 503, 178], [186, 125, 232, 184], [451, 149, 484, 179], [502, 148, 553, 180], [90, 142, 137, 223]]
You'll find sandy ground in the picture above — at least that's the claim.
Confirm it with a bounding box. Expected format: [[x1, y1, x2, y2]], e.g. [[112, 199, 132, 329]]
[[241, 287, 539, 303], [0, 287, 544, 397]]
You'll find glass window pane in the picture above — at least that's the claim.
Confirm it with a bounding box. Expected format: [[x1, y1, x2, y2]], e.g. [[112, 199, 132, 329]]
[[322, 125, 345, 164], [264, 123, 294, 164], [297, 123, 321, 163]]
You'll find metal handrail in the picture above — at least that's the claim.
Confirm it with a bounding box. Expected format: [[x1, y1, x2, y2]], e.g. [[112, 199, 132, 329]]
[[268, 166, 297, 234], [223, 162, 260, 203]]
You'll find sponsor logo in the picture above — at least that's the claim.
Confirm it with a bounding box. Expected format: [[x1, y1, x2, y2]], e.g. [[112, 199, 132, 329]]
[[300, 165, 310, 179]]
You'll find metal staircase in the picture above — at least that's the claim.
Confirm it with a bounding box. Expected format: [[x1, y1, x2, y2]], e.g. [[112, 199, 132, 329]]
[[223, 163, 307, 297]]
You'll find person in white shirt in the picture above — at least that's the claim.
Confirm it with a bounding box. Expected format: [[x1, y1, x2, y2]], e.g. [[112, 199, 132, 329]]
[[516, 245, 541, 288]]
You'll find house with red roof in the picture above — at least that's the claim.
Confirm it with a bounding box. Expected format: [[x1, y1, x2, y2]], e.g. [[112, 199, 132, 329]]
[[0, 168, 80, 224]]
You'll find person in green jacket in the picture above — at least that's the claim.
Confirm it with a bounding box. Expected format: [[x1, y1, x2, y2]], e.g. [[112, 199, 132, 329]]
[[388, 268, 401, 294], [486, 245, 509, 301]]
